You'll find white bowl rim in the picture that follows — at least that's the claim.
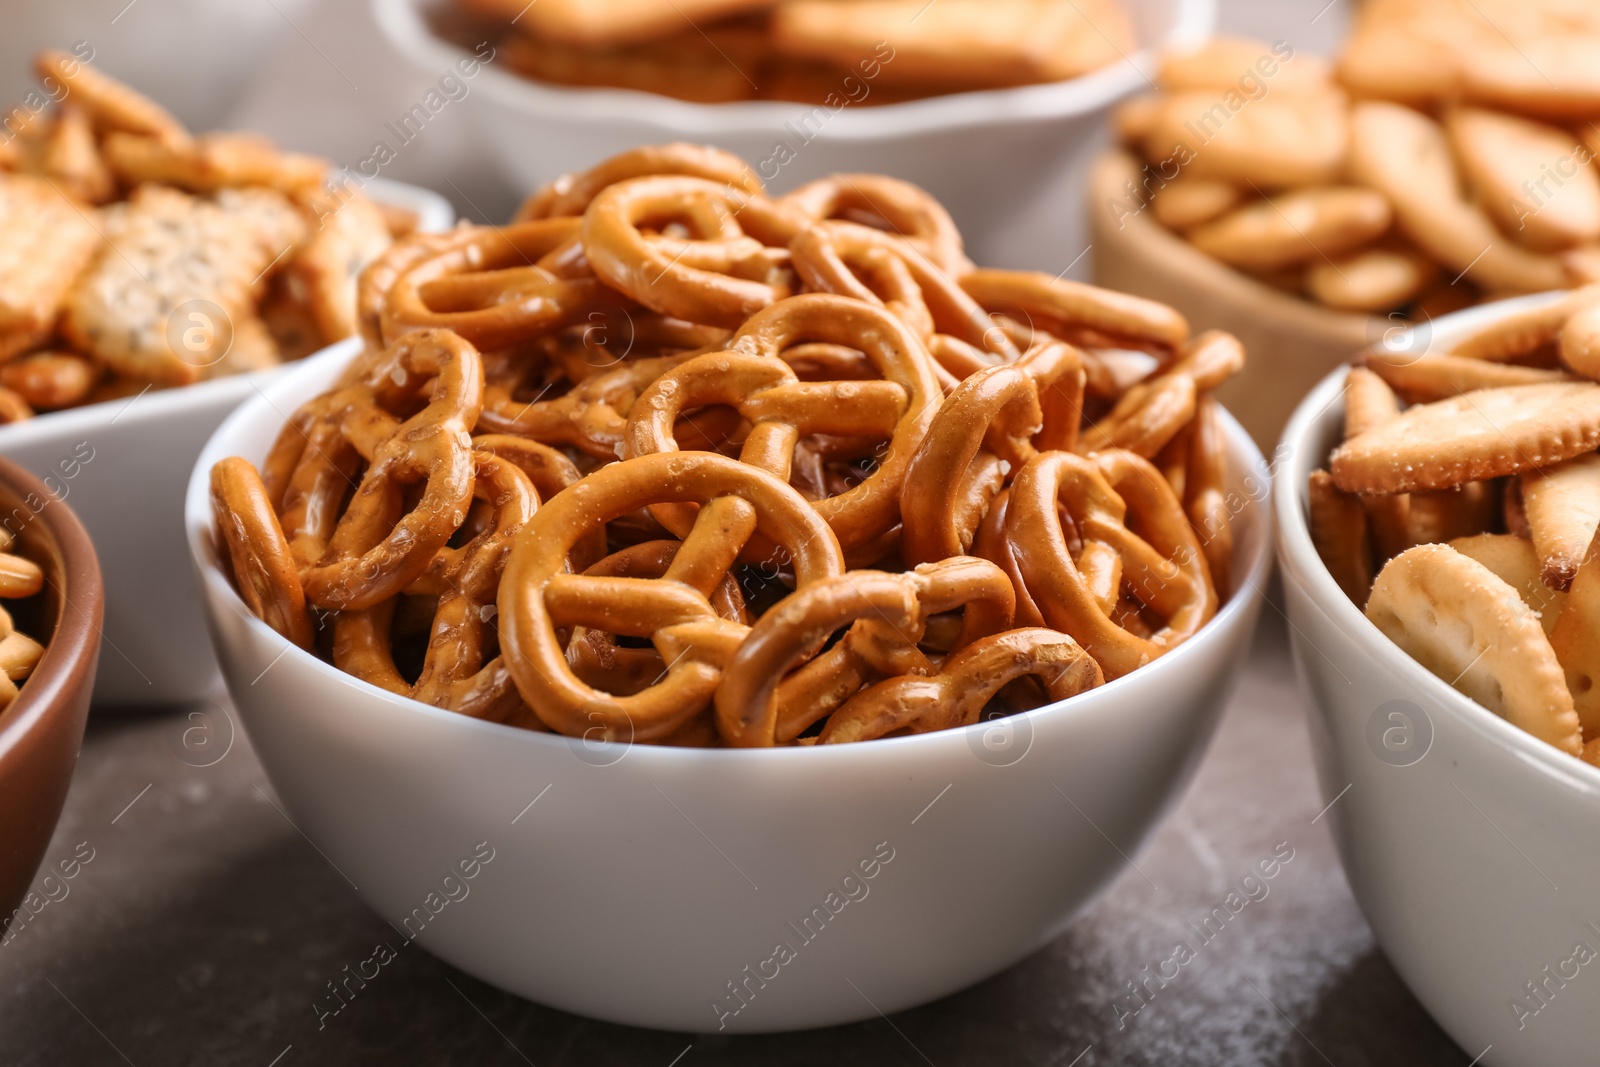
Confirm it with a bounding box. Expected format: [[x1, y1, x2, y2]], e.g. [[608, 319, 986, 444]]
[[1274, 290, 1600, 789], [0, 175, 453, 447], [188, 335, 1273, 765], [372, 0, 1218, 140]]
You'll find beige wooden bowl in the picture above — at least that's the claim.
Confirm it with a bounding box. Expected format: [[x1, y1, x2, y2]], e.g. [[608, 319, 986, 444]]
[[1089, 149, 1378, 450]]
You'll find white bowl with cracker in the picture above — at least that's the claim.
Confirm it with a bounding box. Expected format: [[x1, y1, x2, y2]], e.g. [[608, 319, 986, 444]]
[[0, 178, 452, 708], [1276, 293, 1600, 1067], [373, 0, 1214, 271], [183, 334, 1272, 1031]]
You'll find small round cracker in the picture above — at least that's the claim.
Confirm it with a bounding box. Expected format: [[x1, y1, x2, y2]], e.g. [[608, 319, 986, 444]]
[[1330, 382, 1600, 494], [1307, 247, 1433, 313], [1448, 533, 1567, 636], [1366, 544, 1581, 755]]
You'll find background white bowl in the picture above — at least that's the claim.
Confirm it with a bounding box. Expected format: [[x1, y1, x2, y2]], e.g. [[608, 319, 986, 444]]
[[373, 0, 1215, 272], [0, 179, 452, 708], [1275, 294, 1600, 1067], [184, 341, 1270, 1032]]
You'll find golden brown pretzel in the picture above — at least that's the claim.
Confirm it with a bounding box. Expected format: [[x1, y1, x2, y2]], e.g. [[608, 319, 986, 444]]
[[289, 330, 484, 611], [380, 219, 614, 350], [1076, 330, 1245, 458], [1005, 449, 1217, 679], [498, 452, 844, 741], [333, 451, 537, 720], [581, 175, 806, 327], [819, 628, 1103, 743], [899, 341, 1086, 564], [782, 174, 971, 276], [515, 143, 763, 220], [961, 269, 1191, 355], [625, 294, 942, 557], [714, 556, 1016, 746], [210, 456, 314, 649], [566, 538, 750, 697], [789, 220, 1018, 386]]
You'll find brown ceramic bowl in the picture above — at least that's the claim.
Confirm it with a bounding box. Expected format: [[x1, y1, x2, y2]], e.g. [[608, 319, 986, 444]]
[[1090, 149, 1376, 452], [0, 455, 102, 924]]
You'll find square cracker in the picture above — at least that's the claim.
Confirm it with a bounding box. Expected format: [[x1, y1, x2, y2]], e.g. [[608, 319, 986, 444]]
[[771, 0, 1135, 88], [288, 194, 394, 344], [0, 173, 101, 353], [63, 185, 308, 385]]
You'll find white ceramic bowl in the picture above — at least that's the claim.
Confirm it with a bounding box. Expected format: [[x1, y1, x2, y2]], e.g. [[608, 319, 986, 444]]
[[1275, 294, 1600, 1067], [185, 340, 1271, 1032], [0, 179, 452, 708], [373, 0, 1215, 272]]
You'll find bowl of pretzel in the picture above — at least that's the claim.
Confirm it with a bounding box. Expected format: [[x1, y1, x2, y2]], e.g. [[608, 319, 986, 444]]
[[186, 144, 1269, 1030], [0, 455, 102, 928], [374, 0, 1215, 269], [0, 52, 453, 707], [1277, 292, 1600, 1067], [1092, 6, 1600, 451]]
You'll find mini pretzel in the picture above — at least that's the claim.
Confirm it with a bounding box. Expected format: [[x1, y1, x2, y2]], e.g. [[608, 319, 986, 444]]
[[819, 628, 1104, 743], [581, 175, 806, 327], [960, 269, 1191, 355], [900, 341, 1084, 564], [515, 143, 762, 220], [715, 556, 1016, 746], [1076, 330, 1245, 458], [498, 452, 845, 741], [334, 451, 537, 721], [1006, 449, 1217, 678], [626, 294, 941, 557], [782, 174, 971, 276], [380, 219, 611, 349], [790, 220, 1018, 387], [289, 330, 483, 611], [566, 539, 749, 697], [210, 457, 315, 649], [1184, 395, 1233, 595]]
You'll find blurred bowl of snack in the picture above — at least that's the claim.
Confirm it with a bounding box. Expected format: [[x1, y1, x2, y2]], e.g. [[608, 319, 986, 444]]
[[374, 0, 1215, 269], [1093, 15, 1600, 450], [0, 455, 102, 926], [1276, 291, 1600, 1067], [0, 52, 452, 707], [186, 145, 1269, 1030]]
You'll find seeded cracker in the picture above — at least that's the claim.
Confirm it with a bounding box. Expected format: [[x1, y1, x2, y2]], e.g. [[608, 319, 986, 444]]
[[0, 173, 101, 358]]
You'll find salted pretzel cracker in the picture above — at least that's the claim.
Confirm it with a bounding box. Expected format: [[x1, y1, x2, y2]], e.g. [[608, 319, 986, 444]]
[[1449, 533, 1566, 637], [782, 174, 971, 275], [1368, 544, 1581, 755], [715, 556, 1015, 746], [210, 457, 314, 649], [334, 451, 537, 722], [626, 294, 941, 557], [516, 143, 762, 221], [961, 269, 1190, 355], [819, 628, 1103, 743], [1448, 285, 1600, 362], [280, 330, 483, 611], [1076, 330, 1244, 458], [381, 218, 609, 350], [1308, 469, 1374, 607], [900, 341, 1083, 564], [1362, 350, 1567, 403], [581, 175, 806, 327], [498, 452, 845, 741], [1006, 449, 1217, 678]]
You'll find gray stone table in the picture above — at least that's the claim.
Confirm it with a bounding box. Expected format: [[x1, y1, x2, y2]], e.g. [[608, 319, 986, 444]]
[[2, 617, 1474, 1066]]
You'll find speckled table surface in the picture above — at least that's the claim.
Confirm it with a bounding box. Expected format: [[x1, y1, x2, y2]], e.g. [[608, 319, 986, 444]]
[[2, 617, 1474, 1066]]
